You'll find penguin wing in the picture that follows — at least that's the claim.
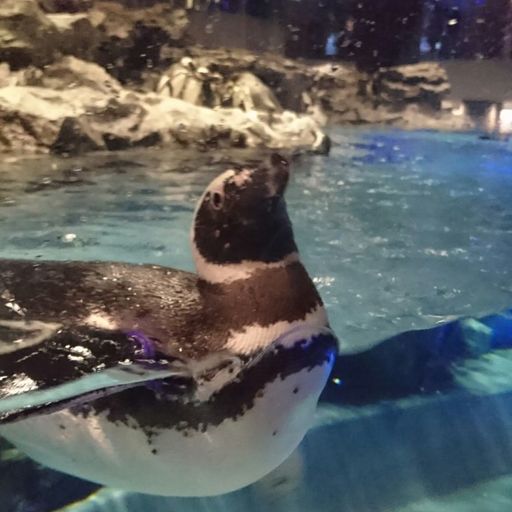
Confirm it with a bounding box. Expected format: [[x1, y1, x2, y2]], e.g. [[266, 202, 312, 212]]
[[0, 325, 195, 424], [0, 258, 204, 424]]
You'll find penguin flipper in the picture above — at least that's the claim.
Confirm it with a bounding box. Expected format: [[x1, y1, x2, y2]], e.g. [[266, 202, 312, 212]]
[[0, 323, 192, 424]]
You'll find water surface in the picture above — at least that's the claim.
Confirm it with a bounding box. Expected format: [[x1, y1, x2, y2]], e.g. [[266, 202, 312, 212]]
[[1, 128, 511, 353], [2, 128, 512, 512]]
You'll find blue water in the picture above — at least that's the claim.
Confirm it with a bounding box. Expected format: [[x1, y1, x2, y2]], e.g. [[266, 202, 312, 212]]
[[1, 128, 512, 511], [1, 129, 511, 353]]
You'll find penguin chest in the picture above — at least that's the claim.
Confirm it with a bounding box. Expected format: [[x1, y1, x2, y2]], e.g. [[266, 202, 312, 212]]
[[0, 361, 332, 497]]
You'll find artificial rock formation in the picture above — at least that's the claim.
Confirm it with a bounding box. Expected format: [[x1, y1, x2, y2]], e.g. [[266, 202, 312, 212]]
[[156, 48, 466, 129], [373, 62, 451, 110], [92, 1, 190, 83], [0, 58, 329, 154], [0, 0, 329, 155], [0, 0, 469, 155], [0, 0, 60, 69], [157, 57, 283, 113]]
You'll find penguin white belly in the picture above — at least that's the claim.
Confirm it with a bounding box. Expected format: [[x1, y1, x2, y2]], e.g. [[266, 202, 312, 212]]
[[0, 364, 330, 497]]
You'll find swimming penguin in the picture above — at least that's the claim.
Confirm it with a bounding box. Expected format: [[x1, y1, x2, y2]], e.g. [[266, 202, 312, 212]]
[[0, 154, 338, 497]]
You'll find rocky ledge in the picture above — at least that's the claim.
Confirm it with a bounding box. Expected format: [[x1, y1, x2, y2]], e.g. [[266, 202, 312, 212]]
[[0, 0, 470, 155], [0, 57, 328, 154], [160, 47, 470, 130]]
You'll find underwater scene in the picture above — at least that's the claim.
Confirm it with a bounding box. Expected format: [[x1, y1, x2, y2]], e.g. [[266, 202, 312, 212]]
[[1, 1, 512, 512], [1, 129, 512, 511]]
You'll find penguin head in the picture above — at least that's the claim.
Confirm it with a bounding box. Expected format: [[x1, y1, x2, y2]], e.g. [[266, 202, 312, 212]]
[[191, 154, 299, 283]]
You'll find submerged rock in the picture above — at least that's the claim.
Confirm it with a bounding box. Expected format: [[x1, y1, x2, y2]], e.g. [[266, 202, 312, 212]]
[[0, 437, 99, 512]]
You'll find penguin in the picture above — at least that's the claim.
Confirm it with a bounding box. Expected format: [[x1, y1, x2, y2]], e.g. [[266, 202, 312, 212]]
[[0, 154, 338, 497]]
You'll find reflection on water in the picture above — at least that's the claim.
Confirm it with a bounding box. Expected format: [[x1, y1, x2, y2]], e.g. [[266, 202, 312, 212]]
[[0, 128, 512, 511]]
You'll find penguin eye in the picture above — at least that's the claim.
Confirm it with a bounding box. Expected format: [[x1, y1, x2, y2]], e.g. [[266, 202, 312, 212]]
[[210, 192, 224, 210]]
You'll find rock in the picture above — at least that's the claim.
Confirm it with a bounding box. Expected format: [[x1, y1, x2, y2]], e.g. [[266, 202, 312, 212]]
[[0, 86, 85, 153], [0, 58, 328, 155], [24, 56, 122, 94], [167, 49, 468, 131], [158, 57, 222, 107], [2, 1, 189, 80], [47, 13, 102, 60], [158, 57, 282, 113], [0, 107, 62, 154], [38, 0, 93, 12], [169, 48, 317, 113], [51, 94, 161, 153], [86, 96, 160, 151], [0, 64, 13, 88], [373, 62, 451, 110], [163, 49, 368, 123], [231, 72, 282, 113], [51, 116, 107, 154], [0, 0, 58, 69], [93, 1, 190, 83], [94, 1, 189, 42], [0, 1, 102, 68], [307, 62, 368, 122], [140, 93, 328, 153], [398, 104, 473, 131]]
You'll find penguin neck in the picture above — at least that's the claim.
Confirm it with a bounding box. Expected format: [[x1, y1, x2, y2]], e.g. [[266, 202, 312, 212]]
[[192, 247, 301, 285], [196, 259, 329, 355]]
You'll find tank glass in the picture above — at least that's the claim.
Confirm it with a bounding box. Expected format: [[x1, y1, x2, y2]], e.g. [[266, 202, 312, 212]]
[[1, 1, 512, 511]]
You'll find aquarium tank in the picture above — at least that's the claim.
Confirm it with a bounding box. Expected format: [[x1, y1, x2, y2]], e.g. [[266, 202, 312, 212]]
[[1, 0, 512, 511]]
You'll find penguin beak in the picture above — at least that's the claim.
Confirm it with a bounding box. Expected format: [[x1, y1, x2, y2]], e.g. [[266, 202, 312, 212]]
[[268, 153, 290, 197]]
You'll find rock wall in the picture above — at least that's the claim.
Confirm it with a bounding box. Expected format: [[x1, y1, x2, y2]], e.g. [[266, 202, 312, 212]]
[[0, 57, 329, 154], [0, 0, 330, 155], [159, 47, 469, 129], [0, 0, 469, 155], [0, 0, 60, 69]]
